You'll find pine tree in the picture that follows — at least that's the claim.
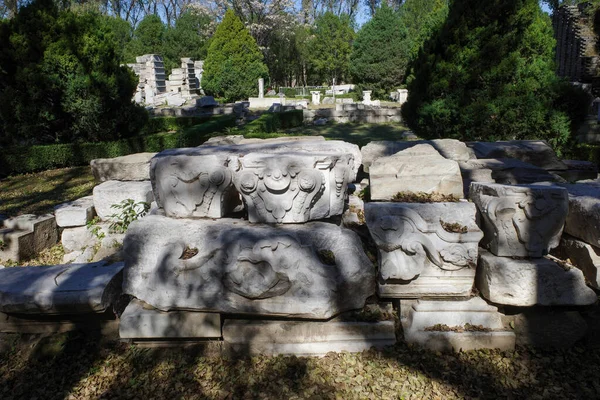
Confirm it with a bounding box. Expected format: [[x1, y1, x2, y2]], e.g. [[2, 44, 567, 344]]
[[202, 9, 268, 102], [402, 0, 589, 152], [349, 4, 409, 99]]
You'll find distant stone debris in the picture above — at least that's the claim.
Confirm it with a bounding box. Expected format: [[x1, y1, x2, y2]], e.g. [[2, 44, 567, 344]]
[[126, 54, 204, 107]]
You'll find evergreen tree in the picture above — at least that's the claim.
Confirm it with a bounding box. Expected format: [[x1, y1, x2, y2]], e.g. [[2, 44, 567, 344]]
[[202, 9, 268, 102], [402, 0, 589, 152], [399, 0, 449, 64], [349, 4, 409, 99], [308, 12, 355, 85], [125, 14, 165, 62], [162, 11, 211, 74]]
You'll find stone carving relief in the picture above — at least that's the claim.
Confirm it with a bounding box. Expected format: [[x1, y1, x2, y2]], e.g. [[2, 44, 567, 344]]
[[234, 153, 349, 223], [151, 154, 239, 218], [365, 202, 483, 297], [123, 216, 375, 319], [470, 182, 568, 257]]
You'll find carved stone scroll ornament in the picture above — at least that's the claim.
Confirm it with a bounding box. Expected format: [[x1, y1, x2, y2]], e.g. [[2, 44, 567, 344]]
[[470, 183, 568, 257], [367, 207, 480, 281], [151, 154, 239, 218]]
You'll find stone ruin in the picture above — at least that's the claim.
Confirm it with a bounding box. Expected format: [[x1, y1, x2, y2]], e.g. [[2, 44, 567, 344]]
[[1, 136, 600, 354], [128, 54, 204, 107]]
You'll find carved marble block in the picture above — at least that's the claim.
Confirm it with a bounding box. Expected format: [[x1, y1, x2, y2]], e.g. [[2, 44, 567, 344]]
[[233, 152, 351, 223], [470, 182, 568, 257], [365, 202, 483, 297], [151, 154, 239, 218], [122, 215, 376, 319]]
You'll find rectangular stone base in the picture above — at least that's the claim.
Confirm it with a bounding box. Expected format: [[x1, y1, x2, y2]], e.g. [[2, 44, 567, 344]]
[[222, 320, 396, 357], [119, 299, 221, 339], [378, 265, 475, 298], [404, 330, 516, 352]]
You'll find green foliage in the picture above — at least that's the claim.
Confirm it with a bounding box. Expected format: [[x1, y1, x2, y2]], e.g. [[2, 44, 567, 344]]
[[86, 216, 105, 240], [308, 12, 355, 84], [239, 110, 304, 134], [108, 199, 150, 233], [162, 11, 211, 74], [350, 4, 409, 99], [0, 0, 147, 147], [125, 14, 165, 60], [402, 0, 590, 153], [141, 116, 213, 134], [202, 10, 268, 103], [0, 115, 237, 176]]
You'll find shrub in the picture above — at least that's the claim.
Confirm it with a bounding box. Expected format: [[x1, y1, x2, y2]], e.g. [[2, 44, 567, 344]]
[[0, 115, 236, 176], [202, 10, 268, 103]]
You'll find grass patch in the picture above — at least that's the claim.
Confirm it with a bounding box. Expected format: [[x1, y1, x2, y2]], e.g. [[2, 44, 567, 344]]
[[0, 167, 95, 216]]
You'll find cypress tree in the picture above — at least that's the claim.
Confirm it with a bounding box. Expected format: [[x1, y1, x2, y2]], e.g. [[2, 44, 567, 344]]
[[349, 4, 409, 99], [202, 9, 268, 102]]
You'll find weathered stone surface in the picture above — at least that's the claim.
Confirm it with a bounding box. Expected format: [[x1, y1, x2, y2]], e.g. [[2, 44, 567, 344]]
[[119, 299, 221, 339], [401, 297, 515, 352], [198, 96, 218, 107], [558, 181, 600, 248], [91, 152, 156, 182], [222, 319, 395, 356], [54, 196, 95, 228], [92, 180, 154, 221], [553, 160, 598, 182], [0, 262, 123, 314], [342, 193, 365, 227], [123, 216, 376, 319], [201, 135, 326, 147], [155, 139, 361, 182], [478, 250, 597, 306], [506, 309, 587, 348], [234, 152, 351, 223], [365, 202, 482, 298], [61, 224, 125, 263], [470, 182, 568, 257], [558, 235, 600, 289], [468, 140, 567, 170], [361, 139, 475, 172], [151, 153, 240, 219], [369, 144, 464, 200], [0, 214, 58, 262], [460, 158, 562, 188]]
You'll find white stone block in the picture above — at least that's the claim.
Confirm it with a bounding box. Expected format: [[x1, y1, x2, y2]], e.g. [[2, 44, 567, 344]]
[[0, 214, 58, 262], [401, 297, 515, 352], [369, 144, 464, 200], [478, 250, 597, 306], [470, 182, 568, 257], [559, 235, 600, 289], [123, 216, 376, 319], [468, 140, 567, 170], [365, 202, 483, 298], [91, 152, 156, 182], [54, 196, 95, 227], [92, 181, 154, 221], [0, 262, 123, 314], [222, 319, 395, 356], [119, 299, 221, 339]]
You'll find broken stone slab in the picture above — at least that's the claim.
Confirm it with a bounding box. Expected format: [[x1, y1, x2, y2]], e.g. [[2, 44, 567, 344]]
[[342, 193, 365, 227], [555, 181, 600, 248], [552, 160, 598, 182], [92, 180, 154, 221], [365, 202, 483, 297], [61, 223, 125, 263], [558, 235, 600, 289], [467, 140, 567, 170], [234, 152, 351, 223], [197, 96, 219, 107], [123, 215, 375, 319], [361, 139, 476, 172], [0, 214, 58, 262], [54, 196, 95, 228], [401, 297, 515, 352], [90, 152, 156, 182], [119, 299, 221, 339], [155, 139, 362, 182], [369, 144, 464, 200], [151, 153, 240, 219], [222, 319, 395, 356], [470, 182, 568, 257], [0, 262, 124, 314], [504, 309, 587, 348], [477, 250, 597, 306]]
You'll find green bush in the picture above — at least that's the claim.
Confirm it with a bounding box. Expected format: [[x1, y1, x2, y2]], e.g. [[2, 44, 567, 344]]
[[142, 116, 214, 135], [202, 10, 268, 103], [240, 111, 304, 134], [0, 115, 236, 176], [402, 0, 589, 154]]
